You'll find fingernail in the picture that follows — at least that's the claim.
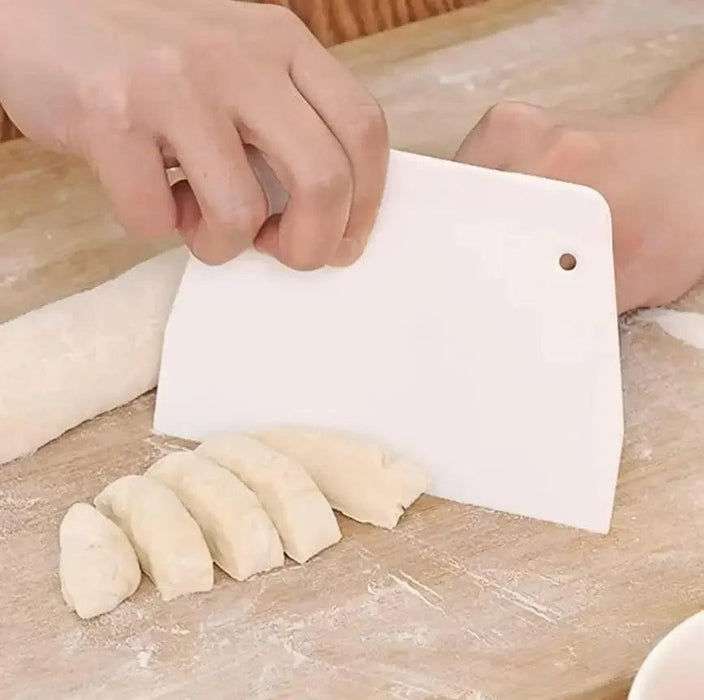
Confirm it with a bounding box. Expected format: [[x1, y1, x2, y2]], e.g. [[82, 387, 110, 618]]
[[331, 237, 361, 267]]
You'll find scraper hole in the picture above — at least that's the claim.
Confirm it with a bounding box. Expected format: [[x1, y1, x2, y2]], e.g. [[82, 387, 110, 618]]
[[559, 253, 577, 271]]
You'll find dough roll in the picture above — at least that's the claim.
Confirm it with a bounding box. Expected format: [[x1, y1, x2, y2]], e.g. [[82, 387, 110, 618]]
[[0, 247, 187, 465]]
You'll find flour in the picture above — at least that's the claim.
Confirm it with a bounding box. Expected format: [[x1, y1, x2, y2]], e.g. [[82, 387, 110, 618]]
[[641, 309, 704, 349], [0, 493, 45, 511], [135, 647, 154, 669], [637, 445, 654, 461], [0, 273, 20, 288]]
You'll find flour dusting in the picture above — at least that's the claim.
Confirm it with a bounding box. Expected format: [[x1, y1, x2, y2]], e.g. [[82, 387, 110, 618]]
[[641, 309, 704, 349]]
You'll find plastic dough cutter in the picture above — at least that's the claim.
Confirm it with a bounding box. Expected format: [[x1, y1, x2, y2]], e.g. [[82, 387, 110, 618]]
[[154, 149, 623, 533]]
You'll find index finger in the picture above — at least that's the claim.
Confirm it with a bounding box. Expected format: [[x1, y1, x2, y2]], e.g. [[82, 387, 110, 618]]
[[290, 43, 389, 266]]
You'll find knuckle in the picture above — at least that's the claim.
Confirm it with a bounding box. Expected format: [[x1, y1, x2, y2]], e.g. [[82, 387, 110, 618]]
[[83, 46, 192, 133], [216, 192, 268, 236], [481, 101, 543, 131], [350, 98, 388, 148], [147, 44, 189, 80], [297, 157, 352, 201], [135, 44, 200, 103], [79, 73, 133, 133], [543, 128, 601, 173]]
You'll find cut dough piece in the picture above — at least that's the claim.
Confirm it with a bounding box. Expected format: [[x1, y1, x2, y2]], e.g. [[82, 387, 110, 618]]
[[146, 451, 283, 579], [257, 428, 429, 529], [94, 475, 213, 601], [59, 503, 141, 619], [0, 247, 188, 466], [196, 434, 341, 563]]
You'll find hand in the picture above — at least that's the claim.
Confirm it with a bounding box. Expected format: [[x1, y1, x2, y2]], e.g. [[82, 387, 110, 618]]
[[454, 101, 704, 312], [0, 0, 388, 267]]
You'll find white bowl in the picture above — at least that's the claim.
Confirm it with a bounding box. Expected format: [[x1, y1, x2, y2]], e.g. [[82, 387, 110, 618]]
[[629, 611, 704, 699]]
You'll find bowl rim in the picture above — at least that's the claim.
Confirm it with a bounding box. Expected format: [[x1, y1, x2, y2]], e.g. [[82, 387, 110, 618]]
[[629, 610, 704, 699]]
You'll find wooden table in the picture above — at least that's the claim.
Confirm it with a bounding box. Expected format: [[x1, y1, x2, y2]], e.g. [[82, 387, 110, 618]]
[[2, 1, 704, 697]]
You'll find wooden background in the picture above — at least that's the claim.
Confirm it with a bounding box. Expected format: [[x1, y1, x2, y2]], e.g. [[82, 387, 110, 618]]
[[259, 0, 475, 45], [0, 0, 480, 142]]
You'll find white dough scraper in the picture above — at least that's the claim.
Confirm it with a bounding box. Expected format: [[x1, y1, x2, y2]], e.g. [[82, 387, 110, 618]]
[[154, 149, 623, 533]]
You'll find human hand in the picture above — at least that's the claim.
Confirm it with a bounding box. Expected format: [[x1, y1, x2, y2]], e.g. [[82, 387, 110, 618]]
[[0, 0, 388, 267], [454, 101, 704, 312]]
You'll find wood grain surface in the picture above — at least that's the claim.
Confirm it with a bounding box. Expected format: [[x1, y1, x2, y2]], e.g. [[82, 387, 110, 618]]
[[2, 0, 704, 698], [0, 0, 482, 141]]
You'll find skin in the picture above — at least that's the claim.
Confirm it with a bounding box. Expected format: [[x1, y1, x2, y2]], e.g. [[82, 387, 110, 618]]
[[0, 0, 701, 312], [455, 63, 704, 313], [0, 0, 389, 268]]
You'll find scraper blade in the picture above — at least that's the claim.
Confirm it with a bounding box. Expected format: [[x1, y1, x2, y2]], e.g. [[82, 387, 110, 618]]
[[154, 149, 623, 533]]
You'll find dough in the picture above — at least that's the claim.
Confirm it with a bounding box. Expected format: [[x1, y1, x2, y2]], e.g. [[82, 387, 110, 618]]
[[0, 248, 187, 466], [59, 503, 141, 619], [94, 475, 213, 601], [196, 434, 341, 563], [257, 428, 429, 529], [146, 451, 284, 579]]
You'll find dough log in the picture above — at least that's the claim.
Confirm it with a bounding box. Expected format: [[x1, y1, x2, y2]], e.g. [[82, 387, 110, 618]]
[[95, 475, 213, 601], [59, 503, 141, 619], [196, 434, 341, 563], [146, 451, 284, 580], [257, 428, 429, 529], [0, 248, 187, 466]]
